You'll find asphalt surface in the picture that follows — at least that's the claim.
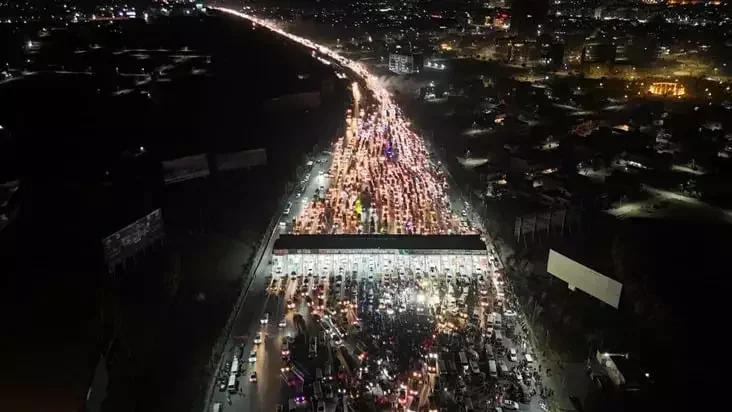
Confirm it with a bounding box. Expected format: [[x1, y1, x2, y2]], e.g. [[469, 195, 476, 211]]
[[205, 9, 574, 412], [207, 131, 335, 412]]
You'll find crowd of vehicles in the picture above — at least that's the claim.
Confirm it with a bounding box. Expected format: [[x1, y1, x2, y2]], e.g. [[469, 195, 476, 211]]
[[220, 241, 545, 412]]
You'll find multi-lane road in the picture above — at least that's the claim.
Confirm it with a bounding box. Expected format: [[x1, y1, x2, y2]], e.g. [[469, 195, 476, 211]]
[[204, 6, 565, 412], [203, 7, 474, 411]]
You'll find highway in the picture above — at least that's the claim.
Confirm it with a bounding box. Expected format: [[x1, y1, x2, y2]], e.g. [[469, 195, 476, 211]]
[[204, 6, 489, 412], [214, 8, 473, 237]]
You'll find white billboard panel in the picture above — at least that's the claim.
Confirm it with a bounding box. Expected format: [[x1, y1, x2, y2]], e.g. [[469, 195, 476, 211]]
[[547, 249, 623, 309]]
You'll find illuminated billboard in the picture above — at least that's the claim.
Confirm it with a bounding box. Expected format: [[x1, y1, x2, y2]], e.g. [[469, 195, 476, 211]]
[[547, 249, 623, 309], [102, 209, 165, 267]]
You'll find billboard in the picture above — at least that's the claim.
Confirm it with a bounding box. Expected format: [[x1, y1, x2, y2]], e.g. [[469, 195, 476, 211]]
[[102, 209, 165, 267], [214, 148, 267, 172], [162, 153, 210, 184], [547, 249, 623, 309]]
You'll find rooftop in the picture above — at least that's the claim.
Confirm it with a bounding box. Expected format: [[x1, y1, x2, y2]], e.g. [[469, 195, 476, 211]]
[[273, 234, 487, 252]]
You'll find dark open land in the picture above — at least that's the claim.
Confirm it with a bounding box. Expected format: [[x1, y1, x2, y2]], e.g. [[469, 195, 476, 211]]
[[0, 12, 348, 411]]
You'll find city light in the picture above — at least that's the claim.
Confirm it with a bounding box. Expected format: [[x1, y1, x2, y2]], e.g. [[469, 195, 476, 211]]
[[214, 7, 473, 236]]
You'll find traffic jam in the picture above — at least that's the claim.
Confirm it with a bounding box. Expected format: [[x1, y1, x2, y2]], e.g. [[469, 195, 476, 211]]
[[213, 7, 547, 412], [215, 247, 547, 412]]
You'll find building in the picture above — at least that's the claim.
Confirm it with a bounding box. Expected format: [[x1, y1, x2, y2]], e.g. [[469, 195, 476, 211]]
[[648, 82, 685, 97], [582, 43, 617, 65], [496, 38, 536, 65], [539, 41, 564, 68], [495, 37, 563, 67], [388, 53, 423, 75], [510, 0, 549, 36]]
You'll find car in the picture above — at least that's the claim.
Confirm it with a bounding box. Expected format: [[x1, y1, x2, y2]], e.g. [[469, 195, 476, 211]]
[[324, 384, 334, 399], [502, 400, 520, 410], [283, 202, 292, 215], [254, 332, 262, 344], [260, 313, 269, 325], [287, 299, 295, 310], [250, 372, 257, 382], [316, 401, 325, 412], [508, 348, 518, 362], [279, 318, 287, 328], [281, 341, 290, 356], [249, 349, 257, 363]]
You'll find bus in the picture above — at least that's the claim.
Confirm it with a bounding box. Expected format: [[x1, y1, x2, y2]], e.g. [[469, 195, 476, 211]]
[[488, 360, 498, 378], [227, 374, 238, 393], [458, 352, 469, 370], [314, 381, 324, 400], [230, 356, 239, 376]]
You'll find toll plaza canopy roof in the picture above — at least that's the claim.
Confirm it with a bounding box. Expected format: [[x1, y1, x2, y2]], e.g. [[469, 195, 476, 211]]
[[273, 234, 486, 253]]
